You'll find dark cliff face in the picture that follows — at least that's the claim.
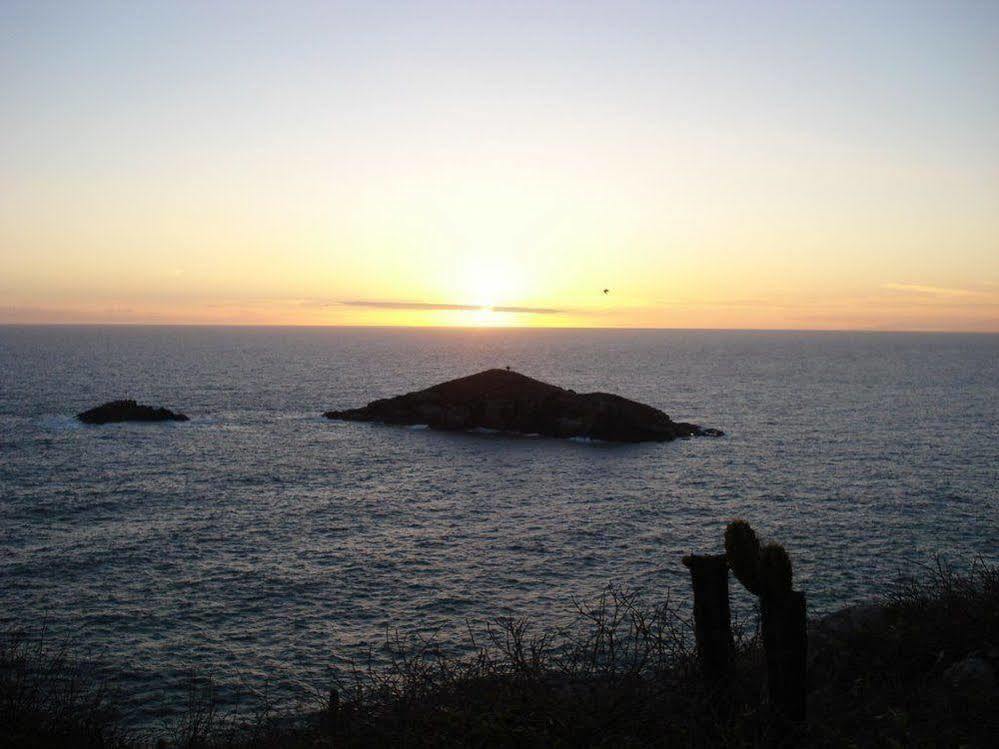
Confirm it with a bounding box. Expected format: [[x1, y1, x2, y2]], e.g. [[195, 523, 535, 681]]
[[77, 400, 189, 424], [324, 369, 722, 443]]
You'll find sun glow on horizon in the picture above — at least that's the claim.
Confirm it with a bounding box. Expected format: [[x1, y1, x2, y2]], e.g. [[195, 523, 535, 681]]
[[459, 258, 521, 311]]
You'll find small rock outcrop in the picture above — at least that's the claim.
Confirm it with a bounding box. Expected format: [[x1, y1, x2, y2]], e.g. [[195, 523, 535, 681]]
[[77, 400, 189, 425], [324, 369, 722, 443], [813, 602, 890, 639]]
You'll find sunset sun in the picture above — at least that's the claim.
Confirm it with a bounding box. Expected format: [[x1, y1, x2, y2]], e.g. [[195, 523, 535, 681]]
[[460, 258, 520, 311]]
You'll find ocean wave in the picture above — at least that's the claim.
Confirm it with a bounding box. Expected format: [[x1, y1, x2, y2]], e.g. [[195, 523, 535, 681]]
[[36, 414, 83, 431]]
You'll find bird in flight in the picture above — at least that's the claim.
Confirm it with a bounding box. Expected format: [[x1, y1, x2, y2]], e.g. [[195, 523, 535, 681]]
[[603, 288, 610, 295]]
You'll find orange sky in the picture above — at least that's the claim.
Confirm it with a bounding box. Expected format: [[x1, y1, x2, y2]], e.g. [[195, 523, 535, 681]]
[[2, 2, 998, 331]]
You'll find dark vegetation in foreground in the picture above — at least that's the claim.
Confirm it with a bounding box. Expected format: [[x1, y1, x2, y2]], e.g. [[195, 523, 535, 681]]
[[2, 560, 997, 748]]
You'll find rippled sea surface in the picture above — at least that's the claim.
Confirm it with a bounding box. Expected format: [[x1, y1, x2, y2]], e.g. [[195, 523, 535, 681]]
[[1, 326, 997, 726]]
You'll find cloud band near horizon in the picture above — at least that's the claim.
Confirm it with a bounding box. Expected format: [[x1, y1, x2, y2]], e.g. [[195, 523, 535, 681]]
[[339, 300, 564, 314]]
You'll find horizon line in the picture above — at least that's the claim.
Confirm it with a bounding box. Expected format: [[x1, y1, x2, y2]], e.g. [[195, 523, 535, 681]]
[[1, 322, 997, 335]]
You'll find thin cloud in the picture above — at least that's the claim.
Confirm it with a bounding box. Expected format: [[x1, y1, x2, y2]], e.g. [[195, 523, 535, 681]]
[[881, 283, 981, 298], [339, 300, 564, 314]]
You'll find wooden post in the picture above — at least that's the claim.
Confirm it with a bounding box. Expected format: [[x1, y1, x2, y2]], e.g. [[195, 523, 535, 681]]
[[682, 554, 735, 682], [761, 591, 807, 721]]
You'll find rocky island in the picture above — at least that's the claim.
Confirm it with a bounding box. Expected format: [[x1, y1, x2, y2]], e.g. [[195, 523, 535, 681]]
[[76, 399, 190, 425], [324, 369, 722, 443]]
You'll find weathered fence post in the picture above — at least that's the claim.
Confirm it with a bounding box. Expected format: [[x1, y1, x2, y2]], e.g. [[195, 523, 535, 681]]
[[682, 553, 735, 682]]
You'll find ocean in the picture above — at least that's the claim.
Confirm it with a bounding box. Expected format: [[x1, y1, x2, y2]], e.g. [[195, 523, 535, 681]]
[[1, 325, 997, 726]]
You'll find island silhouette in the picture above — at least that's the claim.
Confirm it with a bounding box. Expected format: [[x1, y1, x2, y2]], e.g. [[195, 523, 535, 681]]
[[76, 400, 189, 424], [325, 368, 723, 442]]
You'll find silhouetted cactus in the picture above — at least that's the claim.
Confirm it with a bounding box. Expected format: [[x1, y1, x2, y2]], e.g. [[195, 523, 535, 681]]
[[724, 519, 762, 595], [724, 521, 794, 598], [759, 542, 793, 598], [722, 521, 806, 722]]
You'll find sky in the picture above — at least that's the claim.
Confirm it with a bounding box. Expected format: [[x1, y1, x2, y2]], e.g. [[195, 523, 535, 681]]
[[2, 1, 998, 330]]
